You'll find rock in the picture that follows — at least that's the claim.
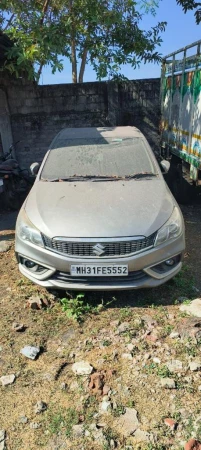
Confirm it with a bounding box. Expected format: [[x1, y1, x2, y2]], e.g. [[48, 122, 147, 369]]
[[20, 346, 40, 360], [133, 429, 151, 442], [170, 332, 180, 339], [0, 374, 15, 386], [102, 385, 110, 396], [153, 357, 161, 364], [180, 299, 201, 318], [164, 418, 177, 430], [184, 438, 201, 449], [72, 361, 93, 375], [160, 378, 176, 389], [113, 408, 139, 437], [110, 320, 120, 327], [60, 382, 67, 390], [146, 332, 158, 343], [69, 380, 79, 391], [27, 296, 43, 310], [85, 423, 106, 443], [89, 372, 104, 395], [60, 328, 76, 345], [12, 322, 25, 332], [121, 353, 133, 360], [0, 431, 5, 442], [141, 315, 157, 327], [19, 416, 28, 424], [167, 360, 183, 373], [72, 424, 84, 438], [0, 241, 11, 253], [189, 361, 201, 372], [30, 422, 41, 429], [177, 318, 201, 340], [0, 428, 5, 441], [127, 344, 134, 352], [34, 400, 47, 414], [118, 322, 130, 333], [99, 400, 111, 412]]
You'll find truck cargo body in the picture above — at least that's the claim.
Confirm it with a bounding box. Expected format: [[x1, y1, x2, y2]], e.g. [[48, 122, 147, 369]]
[[160, 40, 201, 202]]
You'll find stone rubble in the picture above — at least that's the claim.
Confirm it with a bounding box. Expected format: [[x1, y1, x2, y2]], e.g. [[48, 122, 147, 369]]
[[34, 400, 47, 414], [72, 361, 93, 375], [0, 374, 15, 386], [180, 299, 201, 318], [20, 346, 40, 360]]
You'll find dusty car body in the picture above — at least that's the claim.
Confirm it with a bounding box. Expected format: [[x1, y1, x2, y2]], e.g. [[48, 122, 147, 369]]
[[15, 127, 185, 290]]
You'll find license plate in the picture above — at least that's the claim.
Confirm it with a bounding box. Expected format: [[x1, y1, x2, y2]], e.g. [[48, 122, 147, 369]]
[[70, 265, 128, 277]]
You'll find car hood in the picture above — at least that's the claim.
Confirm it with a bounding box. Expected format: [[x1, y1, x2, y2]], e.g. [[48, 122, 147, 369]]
[[25, 179, 174, 238]]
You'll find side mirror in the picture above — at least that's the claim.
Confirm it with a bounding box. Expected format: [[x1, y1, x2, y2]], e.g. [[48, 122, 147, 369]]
[[160, 160, 170, 173], [30, 162, 40, 176]]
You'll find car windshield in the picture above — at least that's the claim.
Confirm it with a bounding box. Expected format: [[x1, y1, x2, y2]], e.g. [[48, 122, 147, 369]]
[[41, 137, 157, 181]]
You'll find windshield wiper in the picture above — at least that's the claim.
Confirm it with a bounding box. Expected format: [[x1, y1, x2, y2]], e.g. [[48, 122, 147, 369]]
[[41, 173, 157, 182], [125, 173, 157, 180], [41, 175, 97, 182]]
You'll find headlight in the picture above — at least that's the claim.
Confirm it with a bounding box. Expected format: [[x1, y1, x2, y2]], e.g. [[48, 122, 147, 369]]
[[155, 207, 183, 246], [16, 209, 44, 247]]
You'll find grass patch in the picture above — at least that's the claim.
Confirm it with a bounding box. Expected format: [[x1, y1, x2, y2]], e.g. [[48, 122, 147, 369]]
[[47, 407, 79, 437]]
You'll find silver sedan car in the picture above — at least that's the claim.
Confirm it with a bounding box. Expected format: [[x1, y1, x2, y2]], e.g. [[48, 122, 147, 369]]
[[15, 127, 185, 290]]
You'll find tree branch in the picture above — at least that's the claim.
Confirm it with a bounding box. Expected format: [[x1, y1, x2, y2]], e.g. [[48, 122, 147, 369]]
[[3, 13, 15, 31]]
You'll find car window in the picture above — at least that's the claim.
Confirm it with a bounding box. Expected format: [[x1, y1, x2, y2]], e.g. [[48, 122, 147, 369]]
[[41, 137, 157, 180]]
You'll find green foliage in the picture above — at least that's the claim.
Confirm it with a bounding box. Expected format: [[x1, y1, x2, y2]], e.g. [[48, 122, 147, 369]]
[[48, 407, 79, 436], [60, 292, 112, 322], [0, 0, 166, 82], [60, 293, 93, 322], [176, 0, 201, 24]]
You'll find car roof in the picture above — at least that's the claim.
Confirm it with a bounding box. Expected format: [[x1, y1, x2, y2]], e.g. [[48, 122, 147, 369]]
[[54, 126, 143, 142]]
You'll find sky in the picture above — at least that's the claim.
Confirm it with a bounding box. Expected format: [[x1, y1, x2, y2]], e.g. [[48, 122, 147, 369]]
[[39, 0, 201, 85]]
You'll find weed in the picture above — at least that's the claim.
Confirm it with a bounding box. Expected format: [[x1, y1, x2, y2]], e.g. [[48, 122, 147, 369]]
[[102, 340, 111, 347], [156, 365, 171, 378], [47, 407, 79, 437], [103, 427, 118, 450], [144, 363, 171, 378], [185, 415, 194, 440], [172, 265, 195, 299], [119, 307, 132, 320], [112, 403, 126, 417], [145, 444, 167, 450], [48, 412, 65, 434]]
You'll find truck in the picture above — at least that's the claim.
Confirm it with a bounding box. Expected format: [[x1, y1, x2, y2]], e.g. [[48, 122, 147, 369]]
[[160, 39, 201, 203]]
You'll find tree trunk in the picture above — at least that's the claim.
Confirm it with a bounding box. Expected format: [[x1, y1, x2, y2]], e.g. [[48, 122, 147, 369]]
[[69, 0, 77, 83], [71, 39, 77, 83], [37, 63, 44, 80], [79, 47, 88, 83]]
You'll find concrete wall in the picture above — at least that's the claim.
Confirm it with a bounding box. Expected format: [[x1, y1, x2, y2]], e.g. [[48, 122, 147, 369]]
[[0, 76, 160, 167]]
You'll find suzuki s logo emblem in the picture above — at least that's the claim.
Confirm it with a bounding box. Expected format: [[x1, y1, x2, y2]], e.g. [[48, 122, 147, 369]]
[[93, 243, 106, 256]]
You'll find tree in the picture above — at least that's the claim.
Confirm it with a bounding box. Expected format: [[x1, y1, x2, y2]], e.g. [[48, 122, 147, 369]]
[[176, 0, 201, 24], [0, 0, 166, 83]]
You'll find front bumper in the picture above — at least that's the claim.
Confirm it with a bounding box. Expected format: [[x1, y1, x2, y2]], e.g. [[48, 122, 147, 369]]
[[15, 233, 185, 290]]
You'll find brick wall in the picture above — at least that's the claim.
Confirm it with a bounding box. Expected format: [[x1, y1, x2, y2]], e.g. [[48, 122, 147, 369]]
[[0, 76, 160, 167]]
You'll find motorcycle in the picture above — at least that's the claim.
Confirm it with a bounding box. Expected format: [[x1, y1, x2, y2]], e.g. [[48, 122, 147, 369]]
[[0, 141, 32, 210]]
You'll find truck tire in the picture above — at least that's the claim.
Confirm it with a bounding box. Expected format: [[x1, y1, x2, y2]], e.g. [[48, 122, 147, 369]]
[[167, 159, 194, 204]]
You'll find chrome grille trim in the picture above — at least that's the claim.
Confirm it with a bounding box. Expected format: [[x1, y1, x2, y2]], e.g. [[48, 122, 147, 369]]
[[42, 233, 156, 258]]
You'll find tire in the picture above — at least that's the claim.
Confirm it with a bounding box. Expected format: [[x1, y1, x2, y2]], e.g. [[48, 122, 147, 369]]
[[167, 158, 194, 204]]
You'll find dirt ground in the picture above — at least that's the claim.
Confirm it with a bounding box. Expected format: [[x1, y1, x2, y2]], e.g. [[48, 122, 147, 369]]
[[1, 203, 201, 450]]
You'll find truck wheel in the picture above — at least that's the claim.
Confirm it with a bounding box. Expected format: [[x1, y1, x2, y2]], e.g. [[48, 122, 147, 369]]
[[168, 160, 194, 204]]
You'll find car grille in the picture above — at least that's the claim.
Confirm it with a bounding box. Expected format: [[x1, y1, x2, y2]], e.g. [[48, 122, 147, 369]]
[[51, 270, 148, 285], [42, 233, 156, 258]]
